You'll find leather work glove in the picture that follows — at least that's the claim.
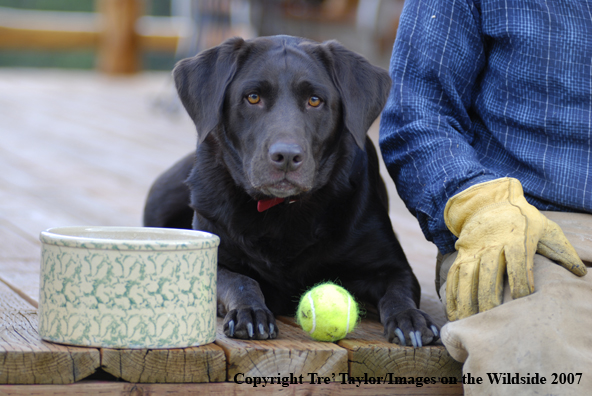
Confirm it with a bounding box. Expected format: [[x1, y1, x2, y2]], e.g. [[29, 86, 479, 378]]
[[443, 177, 587, 321]]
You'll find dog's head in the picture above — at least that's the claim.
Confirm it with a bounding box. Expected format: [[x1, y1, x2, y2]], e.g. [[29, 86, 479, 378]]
[[174, 35, 391, 200]]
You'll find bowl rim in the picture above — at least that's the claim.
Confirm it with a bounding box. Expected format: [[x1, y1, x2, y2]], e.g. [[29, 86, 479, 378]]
[[39, 226, 220, 251]]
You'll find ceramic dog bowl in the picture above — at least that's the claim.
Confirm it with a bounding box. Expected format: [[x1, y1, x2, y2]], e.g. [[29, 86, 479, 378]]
[[38, 226, 219, 349]]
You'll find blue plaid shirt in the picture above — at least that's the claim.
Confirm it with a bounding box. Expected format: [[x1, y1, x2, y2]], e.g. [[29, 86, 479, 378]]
[[379, 0, 592, 254]]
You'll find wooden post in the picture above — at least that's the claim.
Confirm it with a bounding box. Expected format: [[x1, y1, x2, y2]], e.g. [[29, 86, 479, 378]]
[[96, 0, 142, 74]]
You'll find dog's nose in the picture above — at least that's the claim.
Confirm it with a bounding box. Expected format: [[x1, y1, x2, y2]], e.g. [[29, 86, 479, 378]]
[[269, 142, 304, 172]]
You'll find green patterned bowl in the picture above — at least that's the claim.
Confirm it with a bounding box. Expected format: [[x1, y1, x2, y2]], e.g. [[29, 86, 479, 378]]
[[38, 226, 220, 349]]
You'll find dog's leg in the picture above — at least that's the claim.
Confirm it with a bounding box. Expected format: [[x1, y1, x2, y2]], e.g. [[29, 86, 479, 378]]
[[378, 278, 440, 348], [217, 266, 278, 340]]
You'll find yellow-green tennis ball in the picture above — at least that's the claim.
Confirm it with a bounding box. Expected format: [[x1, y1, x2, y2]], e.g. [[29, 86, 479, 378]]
[[296, 283, 359, 342]]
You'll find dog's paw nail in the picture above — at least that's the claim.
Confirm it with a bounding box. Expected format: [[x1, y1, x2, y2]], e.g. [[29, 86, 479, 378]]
[[431, 325, 439, 337], [394, 328, 405, 346], [409, 331, 418, 348], [259, 324, 264, 335], [269, 323, 275, 337], [228, 320, 235, 337], [415, 330, 423, 348], [247, 323, 254, 338]]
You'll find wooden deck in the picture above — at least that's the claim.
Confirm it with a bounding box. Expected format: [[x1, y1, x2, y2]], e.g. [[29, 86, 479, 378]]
[[0, 69, 462, 394]]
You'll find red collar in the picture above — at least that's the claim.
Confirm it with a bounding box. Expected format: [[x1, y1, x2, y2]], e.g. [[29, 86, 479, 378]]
[[257, 197, 297, 212]]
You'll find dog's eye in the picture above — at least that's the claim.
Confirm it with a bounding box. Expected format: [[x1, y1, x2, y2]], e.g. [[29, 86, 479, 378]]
[[246, 93, 260, 104], [308, 96, 322, 107]]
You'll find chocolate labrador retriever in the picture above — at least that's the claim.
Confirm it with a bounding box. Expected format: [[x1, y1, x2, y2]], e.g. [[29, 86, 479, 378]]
[[144, 35, 438, 347]]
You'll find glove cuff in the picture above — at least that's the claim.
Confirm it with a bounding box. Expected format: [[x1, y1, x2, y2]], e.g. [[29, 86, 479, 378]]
[[444, 177, 525, 237]]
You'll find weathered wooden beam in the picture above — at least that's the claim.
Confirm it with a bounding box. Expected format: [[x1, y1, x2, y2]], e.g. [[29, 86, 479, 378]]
[[0, 219, 42, 308], [0, 281, 100, 384], [338, 318, 463, 380], [278, 316, 463, 381], [0, 26, 179, 52], [0, 6, 98, 49], [101, 344, 227, 383], [0, 6, 180, 53], [216, 317, 348, 382], [0, 26, 98, 49]]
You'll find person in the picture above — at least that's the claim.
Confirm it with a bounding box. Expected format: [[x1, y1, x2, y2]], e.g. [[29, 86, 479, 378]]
[[379, 0, 592, 394]]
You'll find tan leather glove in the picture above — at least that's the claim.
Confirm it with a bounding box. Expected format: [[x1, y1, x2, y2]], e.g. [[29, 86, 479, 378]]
[[443, 177, 587, 321]]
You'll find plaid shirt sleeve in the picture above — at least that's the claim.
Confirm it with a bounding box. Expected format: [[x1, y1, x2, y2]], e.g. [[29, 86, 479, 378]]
[[379, 0, 592, 253]]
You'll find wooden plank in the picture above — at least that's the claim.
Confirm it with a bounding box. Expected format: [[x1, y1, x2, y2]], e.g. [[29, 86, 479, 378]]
[[0, 220, 42, 307], [337, 318, 462, 380], [0, 25, 178, 52], [0, 380, 464, 395], [0, 187, 88, 246], [101, 343, 227, 383], [0, 147, 145, 229], [215, 317, 348, 381], [0, 26, 97, 49], [0, 281, 100, 384], [0, 259, 39, 309], [279, 315, 461, 380], [0, 221, 39, 261], [0, 7, 179, 52], [0, 7, 98, 49], [0, 70, 197, 231]]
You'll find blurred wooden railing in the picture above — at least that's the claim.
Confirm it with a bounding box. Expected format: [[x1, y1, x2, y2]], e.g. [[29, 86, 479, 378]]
[[0, 0, 401, 74], [0, 0, 184, 74]]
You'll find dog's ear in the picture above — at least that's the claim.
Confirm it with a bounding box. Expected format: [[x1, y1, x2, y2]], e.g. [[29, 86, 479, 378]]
[[173, 37, 246, 143], [319, 40, 392, 149]]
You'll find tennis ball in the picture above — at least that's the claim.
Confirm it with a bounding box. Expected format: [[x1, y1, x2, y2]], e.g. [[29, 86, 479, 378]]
[[296, 282, 359, 342]]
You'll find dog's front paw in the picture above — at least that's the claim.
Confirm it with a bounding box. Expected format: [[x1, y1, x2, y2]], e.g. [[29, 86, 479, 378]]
[[223, 307, 278, 340], [384, 308, 439, 348]]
